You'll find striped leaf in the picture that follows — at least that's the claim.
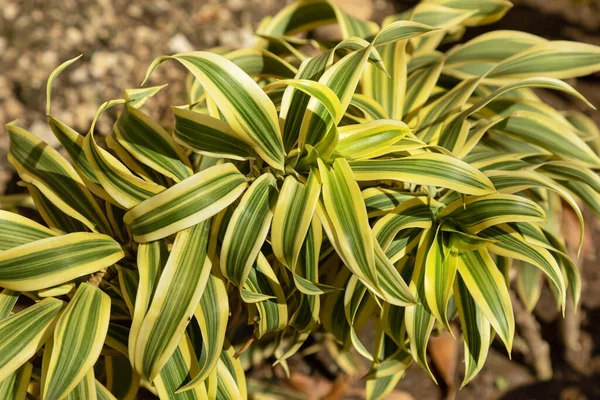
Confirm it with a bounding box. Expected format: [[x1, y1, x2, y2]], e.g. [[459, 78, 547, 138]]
[[349, 153, 495, 195], [43, 283, 110, 400], [0, 232, 123, 291], [293, 216, 327, 294], [538, 161, 600, 194], [272, 172, 321, 269], [220, 341, 247, 399], [386, 228, 422, 263], [113, 105, 193, 182], [279, 53, 334, 152], [362, 187, 417, 217], [177, 274, 229, 392], [47, 116, 112, 202], [364, 21, 436, 120], [244, 253, 288, 338], [299, 44, 373, 152], [173, 107, 256, 161], [373, 20, 437, 47], [129, 240, 168, 363], [0, 289, 18, 319], [124, 84, 168, 108], [84, 106, 166, 210], [124, 163, 247, 242], [485, 170, 584, 251], [444, 30, 545, 79], [134, 220, 212, 381], [454, 273, 491, 388], [438, 78, 592, 154], [38, 283, 75, 298], [374, 239, 418, 306], [22, 182, 88, 233], [424, 232, 456, 330], [405, 297, 435, 379], [63, 369, 97, 400], [258, 0, 378, 39], [439, 194, 546, 233], [226, 48, 297, 78], [105, 131, 172, 187], [403, 53, 444, 117], [415, 77, 481, 143], [348, 94, 388, 122], [491, 111, 600, 168], [318, 158, 379, 292], [373, 197, 441, 250], [145, 52, 286, 170], [336, 119, 411, 160], [407, 4, 474, 54], [434, 0, 512, 26], [266, 79, 343, 123], [0, 298, 63, 382], [478, 224, 566, 307], [117, 266, 138, 317], [455, 249, 514, 352], [486, 41, 600, 83], [0, 361, 32, 400], [153, 335, 209, 400], [45, 55, 113, 202], [220, 173, 278, 287], [65, 369, 99, 400], [0, 210, 57, 250], [7, 123, 111, 234], [96, 379, 118, 400]]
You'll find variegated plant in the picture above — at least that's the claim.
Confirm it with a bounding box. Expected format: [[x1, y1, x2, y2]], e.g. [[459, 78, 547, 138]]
[[2, 0, 600, 399]]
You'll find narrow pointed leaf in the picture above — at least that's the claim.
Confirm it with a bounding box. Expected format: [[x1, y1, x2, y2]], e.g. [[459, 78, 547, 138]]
[[177, 274, 229, 392], [0, 232, 123, 291], [220, 174, 278, 286], [455, 249, 514, 352], [271, 172, 321, 268], [145, 52, 285, 170], [135, 220, 212, 381], [43, 283, 110, 400], [0, 298, 63, 382], [350, 153, 495, 195], [454, 274, 491, 388], [173, 107, 256, 161], [114, 105, 193, 182], [7, 123, 111, 234], [0, 210, 57, 250], [124, 163, 247, 242]]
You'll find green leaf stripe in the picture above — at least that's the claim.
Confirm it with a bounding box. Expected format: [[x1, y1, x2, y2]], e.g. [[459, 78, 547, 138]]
[[124, 163, 247, 242], [220, 173, 278, 287], [43, 283, 111, 400], [173, 107, 256, 161], [6, 124, 111, 234], [113, 105, 193, 182], [135, 220, 212, 381], [349, 153, 495, 195], [0, 210, 57, 250], [0, 298, 63, 382], [0, 232, 124, 291]]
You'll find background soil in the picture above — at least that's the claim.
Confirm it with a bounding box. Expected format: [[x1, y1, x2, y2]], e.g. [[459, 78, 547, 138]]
[[1, 0, 600, 399]]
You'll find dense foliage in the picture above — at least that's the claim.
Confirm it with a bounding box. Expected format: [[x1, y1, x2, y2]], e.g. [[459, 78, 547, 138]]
[[2, 0, 600, 398]]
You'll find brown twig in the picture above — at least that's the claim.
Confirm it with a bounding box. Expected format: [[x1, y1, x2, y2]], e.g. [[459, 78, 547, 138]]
[[88, 268, 107, 287], [510, 291, 553, 380]]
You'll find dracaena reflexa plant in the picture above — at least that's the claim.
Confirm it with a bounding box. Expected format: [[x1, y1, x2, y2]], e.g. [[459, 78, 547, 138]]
[[2, 0, 600, 399]]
